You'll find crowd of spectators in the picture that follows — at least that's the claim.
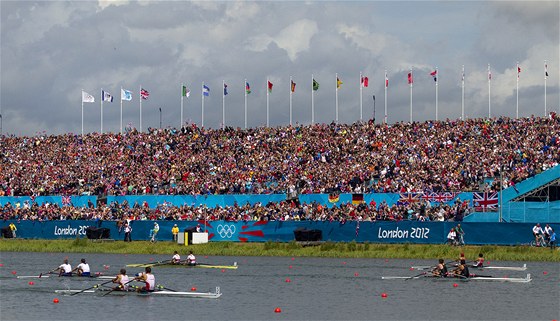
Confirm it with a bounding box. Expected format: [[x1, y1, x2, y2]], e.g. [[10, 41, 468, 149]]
[[1, 115, 558, 222]]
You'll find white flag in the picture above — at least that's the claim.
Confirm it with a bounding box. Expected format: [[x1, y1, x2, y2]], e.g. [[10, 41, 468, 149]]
[[82, 91, 95, 103], [121, 88, 132, 101]]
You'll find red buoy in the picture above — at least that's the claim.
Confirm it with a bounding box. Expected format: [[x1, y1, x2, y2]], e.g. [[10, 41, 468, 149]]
[[53, 298, 59, 304], [385, 259, 388, 263], [288, 265, 293, 269], [274, 307, 282, 313], [28, 281, 34, 286], [285, 278, 291, 283], [11, 271, 16, 275], [543, 271, 548, 275], [381, 293, 388, 298], [342, 261, 347, 265], [409, 267, 414, 271], [0, 263, 4, 267], [354, 272, 359, 277], [191, 287, 197, 291], [291, 257, 295, 261], [221, 269, 226, 273], [453, 283, 458, 288]]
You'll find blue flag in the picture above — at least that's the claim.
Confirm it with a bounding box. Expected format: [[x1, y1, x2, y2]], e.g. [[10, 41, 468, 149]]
[[203, 85, 210, 96]]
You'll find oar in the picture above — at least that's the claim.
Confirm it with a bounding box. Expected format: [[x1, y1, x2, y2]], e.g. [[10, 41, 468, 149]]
[[405, 272, 427, 280], [102, 278, 136, 297], [156, 284, 177, 292], [39, 269, 57, 278], [71, 279, 114, 296], [126, 259, 172, 268]]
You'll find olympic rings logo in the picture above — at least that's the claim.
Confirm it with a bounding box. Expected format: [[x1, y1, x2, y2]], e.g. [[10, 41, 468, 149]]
[[216, 224, 236, 238]]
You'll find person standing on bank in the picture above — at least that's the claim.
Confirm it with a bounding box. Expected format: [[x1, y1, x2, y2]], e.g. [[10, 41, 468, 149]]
[[124, 222, 132, 242], [9, 222, 17, 238], [172, 224, 179, 242]]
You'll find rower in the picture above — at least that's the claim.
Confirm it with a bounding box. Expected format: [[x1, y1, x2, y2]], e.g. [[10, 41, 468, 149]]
[[452, 259, 470, 278], [56, 259, 73, 277], [112, 268, 130, 291], [432, 259, 448, 277], [135, 266, 155, 292], [185, 251, 196, 266], [473, 253, 484, 268], [171, 251, 181, 264], [72, 258, 91, 277]]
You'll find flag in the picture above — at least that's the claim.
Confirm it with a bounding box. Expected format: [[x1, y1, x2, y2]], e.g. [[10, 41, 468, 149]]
[[182, 85, 190, 97], [461, 69, 465, 81], [545, 63, 549, 77], [245, 82, 251, 94], [328, 193, 340, 203], [291, 80, 296, 93], [102, 90, 114, 102], [223, 83, 228, 96], [488, 68, 492, 80], [337, 77, 343, 89], [407, 72, 413, 84], [61, 195, 72, 206], [268, 80, 273, 93], [430, 70, 437, 82], [140, 88, 149, 100], [517, 65, 521, 79], [352, 193, 364, 205], [82, 91, 95, 103], [312, 79, 319, 91], [203, 85, 210, 96], [361, 76, 369, 87], [385, 74, 389, 88], [473, 192, 498, 211], [397, 192, 423, 205], [121, 89, 132, 101]]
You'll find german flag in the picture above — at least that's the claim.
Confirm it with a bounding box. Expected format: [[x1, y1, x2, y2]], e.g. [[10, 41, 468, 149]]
[[328, 193, 340, 203], [352, 194, 364, 205]]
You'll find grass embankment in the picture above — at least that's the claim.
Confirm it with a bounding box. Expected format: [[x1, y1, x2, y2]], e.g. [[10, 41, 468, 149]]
[[1, 239, 558, 262]]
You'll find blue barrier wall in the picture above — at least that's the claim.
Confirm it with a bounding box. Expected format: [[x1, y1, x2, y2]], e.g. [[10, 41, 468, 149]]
[[2, 220, 558, 246]]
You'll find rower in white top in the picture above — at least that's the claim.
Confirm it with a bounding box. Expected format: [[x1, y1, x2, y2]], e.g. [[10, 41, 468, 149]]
[[171, 251, 181, 264], [55, 259, 73, 277], [72, 258, 91, 276], [186, 251, 196, 266]]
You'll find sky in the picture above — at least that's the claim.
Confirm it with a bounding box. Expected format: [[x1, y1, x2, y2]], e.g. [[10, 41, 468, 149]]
[[1, 0, 558, 136]]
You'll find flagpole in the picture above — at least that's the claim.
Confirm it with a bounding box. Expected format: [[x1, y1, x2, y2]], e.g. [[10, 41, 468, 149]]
[[222, 80, 225, 129], [384, 70, 388, 124], [335, 73, 339, 123], [311, 74, 314, 125], [461, 65, 465, 120], [516, 61, 519, 119], [244, 78, 248, 129], [289, 76, 293, 126], [544, 60, 547, 116], [181, 83, 184, 129], [266, 77, 270, 127], [100, 89, 104, 134], [488, 64, 491, 118], [120, 87, 123, 134], [359, 72, 363, 121], [139, 85, 143, 132], [201, 82, 205, 128], [435, 67, 438, 121], [81, 89, 84, 136], [410, 67, 413, 123]]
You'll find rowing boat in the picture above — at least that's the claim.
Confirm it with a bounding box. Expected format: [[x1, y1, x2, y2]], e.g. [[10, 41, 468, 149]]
[[17, 274, 114, 280], [410, 263, 527, 271], [382, 273, 532, 283], [126, 262, 238, 270], [55, 286, 222, 298]]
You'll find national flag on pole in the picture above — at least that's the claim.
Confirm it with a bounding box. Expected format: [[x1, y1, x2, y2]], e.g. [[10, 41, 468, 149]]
[[121, 89, 132, 101], [336, 77, 343, 89], [545, 63, 548, 77], [223, 83, 228, 96], [461, 69, 465, 81], [182, 85, 190, 97], [102, 90, 114, 102], [203, 85, 210, 96], [291, 80, 296, 93], [473, 192, 498, 211], [312, 79, 319, 91], [82, 91, 95, 103], [245, 82, 251, 94], [517, 65, 521, 79], [407, 72, 413, 84], [488, 68, 492, 80], [361, 76, 369, 87], [385, 74, 389, 88], [140, 88, 150, 100], [430, 70, 437, 82], [267, 81, 273, 93]]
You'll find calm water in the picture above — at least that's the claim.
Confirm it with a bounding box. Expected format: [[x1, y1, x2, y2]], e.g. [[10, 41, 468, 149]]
[[0, 252, 558, 321]]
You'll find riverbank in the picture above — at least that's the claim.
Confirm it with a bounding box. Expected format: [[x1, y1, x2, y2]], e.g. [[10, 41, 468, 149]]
[[1, 239, 558, 261]]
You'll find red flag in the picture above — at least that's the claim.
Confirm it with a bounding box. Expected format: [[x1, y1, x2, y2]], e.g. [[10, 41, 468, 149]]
[[291, 80, 296, 93], [361, 76, 369, 87], [267, 81, 273, 93], [430, 70, 437, 82], [140, 88, 150, 100], [517, 65, 521, 79], [407, 72, 413, 84], [385, 75, 389, 88]]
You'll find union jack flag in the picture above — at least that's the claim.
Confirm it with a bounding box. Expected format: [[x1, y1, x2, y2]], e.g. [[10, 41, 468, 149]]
[[140, 88, 150, 100], [62, 195, 72, 206], [423, 192, 457, 203], [473, 192, 498, 211], [397, 192, 424, 205]]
